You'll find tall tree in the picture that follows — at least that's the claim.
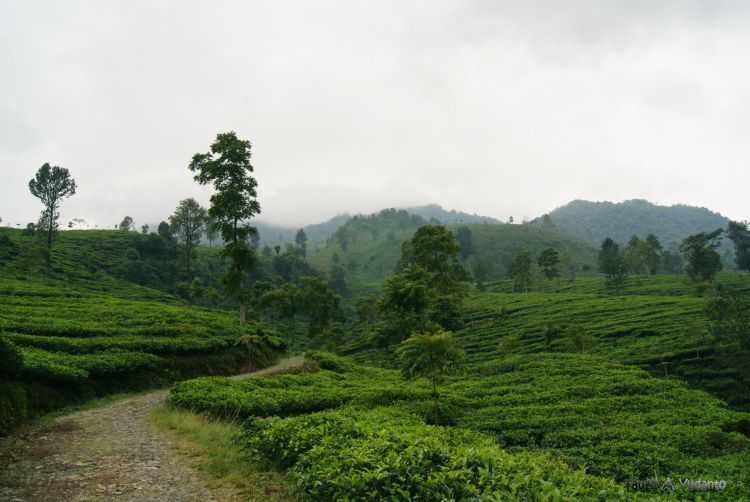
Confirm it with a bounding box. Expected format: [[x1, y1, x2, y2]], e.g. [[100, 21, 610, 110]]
[[204, 215, 219, 247], [537, 247, 561, 281], [454, 226, 473, 261], [399, 224, 467, 299], [140, 223, 149, 235], [28, 163, 77, 272], [189, 131, 261, 324], [169, 198, 208, 276], [509, 251, 533, 292], [598, 238, 627, 292], [726, 221, 750, 273], [295, 228, 308, 257], [119, 216, 135, 231], [680, 229, 723, 283]]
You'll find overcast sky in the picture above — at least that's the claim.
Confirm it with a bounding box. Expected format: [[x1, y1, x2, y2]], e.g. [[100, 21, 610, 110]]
[[1, 1, 749, 229]]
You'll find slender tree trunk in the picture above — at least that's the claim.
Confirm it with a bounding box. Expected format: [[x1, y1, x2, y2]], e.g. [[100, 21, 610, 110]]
[[45, 207, 54, 274], [186, 241, 191, 276], [239, 302, 246, 325]]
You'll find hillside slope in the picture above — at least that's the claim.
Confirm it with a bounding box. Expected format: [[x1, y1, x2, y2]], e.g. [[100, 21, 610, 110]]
[[0, 228, 283, 434], [535, 199, 730, 248], [307, 209, 598, 291]]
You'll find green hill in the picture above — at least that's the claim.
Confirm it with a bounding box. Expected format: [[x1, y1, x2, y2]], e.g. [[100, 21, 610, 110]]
[[0, 228, 284, 434], [348, 272, 750, 410], [253, 204, 502, 248], [308, 209, 598, 292], [534, 199, 730, 249]]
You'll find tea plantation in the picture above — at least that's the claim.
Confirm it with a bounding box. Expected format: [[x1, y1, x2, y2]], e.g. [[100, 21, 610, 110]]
[[169, 352, 750, 499], [0, 277, 279, 435]]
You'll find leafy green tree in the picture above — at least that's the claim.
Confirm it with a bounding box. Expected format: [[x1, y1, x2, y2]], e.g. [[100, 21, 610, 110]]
[[680, 229, 723, 283], [455, 226, 473, 260], [28, 163, 77, 270], [328, 264, 347, 295], [119, 216, 135, 231], [509, 251, 533, 292], [169, 198, 208, 276], [261, 245, 273, 257], [598, 238, 627, 292], [189, 131, 261, 324], [400, 224, 468, 300], [644, 234, 663, 274], [141, 223, 149, 235], [157, 221, 171, 239], [372, 267, 436, 347], [396, 330, 465, 412], [298, 276, 343, 342], [624, 235, 662, 275], [249, 230, 261, 251], [726, 221, 750, 273], [295, 228, 308, 257], [537, 247, 561, 281], [204, 215, 219, 247], [274, 245, 281, 256]]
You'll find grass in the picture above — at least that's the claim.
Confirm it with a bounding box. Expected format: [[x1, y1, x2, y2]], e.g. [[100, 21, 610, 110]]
[[148, 405, 297, 501]]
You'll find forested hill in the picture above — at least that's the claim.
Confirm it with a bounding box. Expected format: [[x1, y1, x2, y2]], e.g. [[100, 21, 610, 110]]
[[533, 199, 730, 247], [252, 204, 501, 246], [307, 208, 597, 291]]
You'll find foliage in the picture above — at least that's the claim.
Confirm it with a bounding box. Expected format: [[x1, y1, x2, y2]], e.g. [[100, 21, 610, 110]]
[[170, 353, 750, 498], [396, 331, 465, 396], [169, 198, 208, 275], [681, 229, 723, 283], [537, 247, 560, 280], [598, 238, 627, 292], [537, 199, 730, 249], [119, 216, 135, 231], [508, 251, 532, 292], [726, 220, 750, 273], [307, 211, 597, 293], [624, 234, 662, 275], [0, 338, 22, 379], [454, 226, 472, 260], [240, 408, 625, 501], [564, 323, 591, 353], [189, 131, 261, 323], [705, 286, 750, 390], [27, 162, 77, 268]]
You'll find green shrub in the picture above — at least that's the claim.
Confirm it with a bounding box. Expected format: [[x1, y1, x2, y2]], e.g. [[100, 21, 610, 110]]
[[0, 337, 22, 379], [241, 408, 626, 501], [304, 350, 354, 373]]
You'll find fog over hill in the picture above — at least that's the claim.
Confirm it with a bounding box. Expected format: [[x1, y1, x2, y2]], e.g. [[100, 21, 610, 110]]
[[251, 204, 501, 245], [532, 199, 731, 249]]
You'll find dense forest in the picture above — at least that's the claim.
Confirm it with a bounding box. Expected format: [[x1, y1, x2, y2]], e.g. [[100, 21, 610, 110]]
[[533, 199, 731, 252]]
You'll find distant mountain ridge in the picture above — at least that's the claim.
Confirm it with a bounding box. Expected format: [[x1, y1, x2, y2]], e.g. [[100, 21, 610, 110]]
[[533, 199, 730, 248], [254, 204, 501, 245]]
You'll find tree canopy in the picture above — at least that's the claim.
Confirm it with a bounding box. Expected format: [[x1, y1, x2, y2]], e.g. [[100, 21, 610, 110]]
[[189, 131, 261, 324], [28, 163, 77, 269]]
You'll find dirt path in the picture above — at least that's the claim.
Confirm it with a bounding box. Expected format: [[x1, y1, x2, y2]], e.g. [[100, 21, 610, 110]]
[[0, 356, 305, 501]]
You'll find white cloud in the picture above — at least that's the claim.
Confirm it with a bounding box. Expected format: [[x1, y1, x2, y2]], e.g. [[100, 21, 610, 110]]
[[1, 0, 749, 228]]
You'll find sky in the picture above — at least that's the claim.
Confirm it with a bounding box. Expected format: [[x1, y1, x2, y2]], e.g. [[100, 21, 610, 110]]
[[1, 0, 749, 229]]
